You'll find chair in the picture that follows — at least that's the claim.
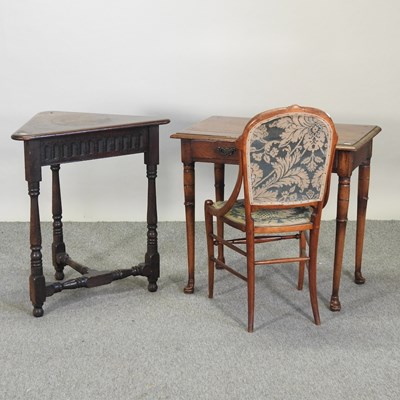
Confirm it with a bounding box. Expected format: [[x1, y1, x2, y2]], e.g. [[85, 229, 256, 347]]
[[204, 105, 338, 332]]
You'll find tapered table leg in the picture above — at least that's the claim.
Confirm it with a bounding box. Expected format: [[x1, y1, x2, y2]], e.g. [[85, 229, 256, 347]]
[[214, 163, 225, 266], [330, 175, 351, 311], [355, 160, 370, 284], [183, 162, 195, 293]]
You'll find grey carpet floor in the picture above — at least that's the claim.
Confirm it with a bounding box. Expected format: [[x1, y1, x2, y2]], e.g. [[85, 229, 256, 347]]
[[1, 221, 399, 400]]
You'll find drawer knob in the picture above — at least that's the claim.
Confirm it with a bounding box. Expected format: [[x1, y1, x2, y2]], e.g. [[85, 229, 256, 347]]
[[216, 146, 237, 157]]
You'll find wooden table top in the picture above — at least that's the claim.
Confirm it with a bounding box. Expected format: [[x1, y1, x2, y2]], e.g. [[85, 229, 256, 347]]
[[12, 111, 170, 141], [171, 115, 381, 152]]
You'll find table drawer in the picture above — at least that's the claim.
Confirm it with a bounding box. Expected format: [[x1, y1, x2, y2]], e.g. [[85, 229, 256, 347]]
[[190, 140, 239, 164]]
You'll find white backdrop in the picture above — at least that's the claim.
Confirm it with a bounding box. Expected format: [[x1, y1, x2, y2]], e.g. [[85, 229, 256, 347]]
[[1, 0, 399, 221]]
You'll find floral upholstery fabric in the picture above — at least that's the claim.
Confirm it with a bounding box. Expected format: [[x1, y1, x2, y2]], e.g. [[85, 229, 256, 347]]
[[247, 113, 334, 205], [213, 200, 313, 227]]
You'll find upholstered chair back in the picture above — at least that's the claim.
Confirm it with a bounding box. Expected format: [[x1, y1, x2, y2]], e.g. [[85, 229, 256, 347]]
[[244, 109, 336, 207]]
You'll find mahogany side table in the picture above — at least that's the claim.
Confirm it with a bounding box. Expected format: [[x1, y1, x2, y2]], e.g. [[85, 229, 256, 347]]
[[12, 111, 170, 317], [171, 116, 381, 311]]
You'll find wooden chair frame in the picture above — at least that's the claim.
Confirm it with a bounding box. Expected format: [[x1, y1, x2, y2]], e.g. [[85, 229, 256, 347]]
[[204, 105, 338, 332]]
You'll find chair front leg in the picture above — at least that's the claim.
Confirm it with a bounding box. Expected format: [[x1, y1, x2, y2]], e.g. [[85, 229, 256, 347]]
[[308, 228, 321, 325], [246, 234, 256, 333]]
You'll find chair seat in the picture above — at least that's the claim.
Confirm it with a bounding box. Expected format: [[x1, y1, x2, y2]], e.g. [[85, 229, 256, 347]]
[[212, 199, 313, 227]]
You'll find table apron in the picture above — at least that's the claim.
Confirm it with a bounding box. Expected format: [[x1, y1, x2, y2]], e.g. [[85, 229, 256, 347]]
[[333, 141, 373, 176], [27, 127, 150, 167]]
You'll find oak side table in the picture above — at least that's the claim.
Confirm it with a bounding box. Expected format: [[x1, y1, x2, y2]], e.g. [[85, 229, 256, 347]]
[[12, 111, 170, 317]]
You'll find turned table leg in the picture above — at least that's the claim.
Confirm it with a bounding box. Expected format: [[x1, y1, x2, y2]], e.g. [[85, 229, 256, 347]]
[[144, 163, 159, 292], [51, 164, 67, 280], [144, 127, 160, 292], [28, 180, 46, 317], [24, 141, 46, 317]]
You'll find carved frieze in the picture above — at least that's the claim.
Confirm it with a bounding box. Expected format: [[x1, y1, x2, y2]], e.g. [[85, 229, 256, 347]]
[[40, 128, 147, 165]]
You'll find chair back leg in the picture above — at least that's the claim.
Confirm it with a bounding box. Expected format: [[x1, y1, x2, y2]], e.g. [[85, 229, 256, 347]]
[[298, 231, 307, 290], [205, 206, 215, 298]]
